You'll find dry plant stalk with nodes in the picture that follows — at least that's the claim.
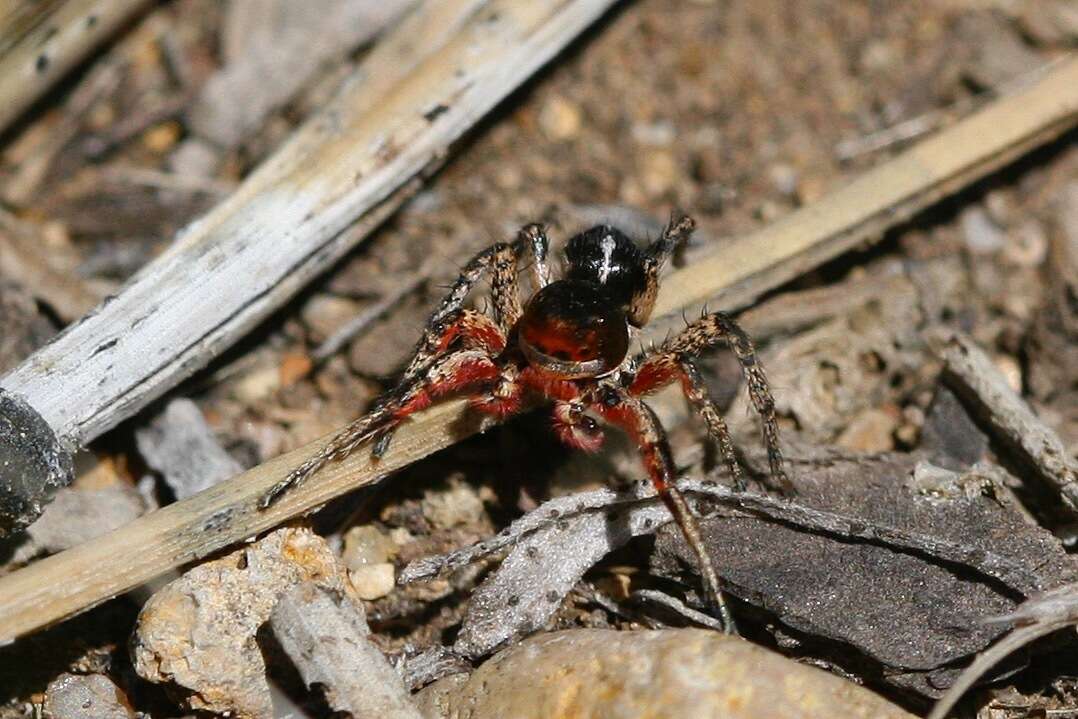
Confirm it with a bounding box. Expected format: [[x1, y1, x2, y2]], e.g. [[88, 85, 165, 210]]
[[261, 213, 789, 632]]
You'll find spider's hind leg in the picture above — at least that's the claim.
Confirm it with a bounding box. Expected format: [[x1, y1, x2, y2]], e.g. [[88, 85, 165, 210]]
[[259, 348, 504, 508]]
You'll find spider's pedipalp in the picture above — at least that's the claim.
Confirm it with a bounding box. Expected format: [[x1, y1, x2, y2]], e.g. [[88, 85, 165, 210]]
[[551, 399, 604, 452], [627, 213, 695, 326]]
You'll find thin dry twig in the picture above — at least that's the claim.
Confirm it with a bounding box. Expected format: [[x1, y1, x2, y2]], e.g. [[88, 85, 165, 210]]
[[312, 262, 436, 362], [0, 51, 1076, 647], [935, 330, 1078, 516], [648, 57, 1078, 324]]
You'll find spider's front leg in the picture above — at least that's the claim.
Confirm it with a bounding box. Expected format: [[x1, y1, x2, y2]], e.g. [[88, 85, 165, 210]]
[[628, 356, 745, 490], [260, 225, 549, 509], [403, 224, 550, 382], [589, 385, 736, 634], [630, 311, 791, 493]]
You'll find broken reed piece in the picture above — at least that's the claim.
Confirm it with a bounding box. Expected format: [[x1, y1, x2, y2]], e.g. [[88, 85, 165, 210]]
[[650, 57, 1078, 321], [934, 330, 1078, 517], [0, 0, 152, 134], [0, 0, 621, 533], [0, 55, 1078, 646]]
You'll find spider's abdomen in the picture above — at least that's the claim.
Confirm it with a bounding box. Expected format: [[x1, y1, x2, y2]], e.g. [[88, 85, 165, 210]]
[[564, 225, 648, 309], [518, 280, 629, 378]]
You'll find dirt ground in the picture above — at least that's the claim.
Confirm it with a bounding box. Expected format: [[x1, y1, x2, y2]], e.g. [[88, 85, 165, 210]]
[[0, 0, 1076, 717]]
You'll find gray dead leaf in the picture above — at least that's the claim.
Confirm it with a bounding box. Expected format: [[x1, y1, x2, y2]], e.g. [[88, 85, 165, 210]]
[[453, 487, 672, 657], [655, 452, 1075, 697], [405, 450, 1072, 688]]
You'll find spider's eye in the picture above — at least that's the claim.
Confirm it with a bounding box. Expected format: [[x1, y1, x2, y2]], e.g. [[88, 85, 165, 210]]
[[519, 280, 629, 378], [564, 225, 648, 308]]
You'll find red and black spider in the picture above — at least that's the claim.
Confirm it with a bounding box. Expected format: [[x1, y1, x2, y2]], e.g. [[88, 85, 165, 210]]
[[262, 214, 788, 633]]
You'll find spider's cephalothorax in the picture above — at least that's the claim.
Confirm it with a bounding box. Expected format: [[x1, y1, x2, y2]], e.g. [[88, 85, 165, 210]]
[[262, 214, 789, 634]]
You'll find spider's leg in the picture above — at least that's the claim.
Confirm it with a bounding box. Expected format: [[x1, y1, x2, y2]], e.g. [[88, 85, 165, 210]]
[[260, 349, 502, 508], [403, 243, 519, 382], [628, 213, 695, 326], [401, 223, 548, 381], [629, 311, 790, 493], [372, 308, 506, 458], [626, 356, 745, 490], [591, 386, 736, 633]]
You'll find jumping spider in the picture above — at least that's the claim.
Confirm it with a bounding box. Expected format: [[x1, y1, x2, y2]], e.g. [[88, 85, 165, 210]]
[[262, 214, 787, 632]]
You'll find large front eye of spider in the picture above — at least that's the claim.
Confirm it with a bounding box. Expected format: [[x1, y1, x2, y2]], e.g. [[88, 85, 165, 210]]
[[519, 280, 629, 378]]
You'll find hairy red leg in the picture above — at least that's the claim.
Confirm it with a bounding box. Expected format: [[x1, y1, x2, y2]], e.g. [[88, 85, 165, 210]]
[[368, 314, 507, 456], [371, 349, 506, 457], [260, 350, 502, 507], [392, 351, 502, 417], [628, 357, 744, 489], [591, 386, 736, 633], [629, 311, 790, 492], [404, 308, 507, 380]]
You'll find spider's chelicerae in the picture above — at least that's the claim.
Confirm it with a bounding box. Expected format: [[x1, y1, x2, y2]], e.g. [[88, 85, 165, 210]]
[[262, 214, 788, 632]]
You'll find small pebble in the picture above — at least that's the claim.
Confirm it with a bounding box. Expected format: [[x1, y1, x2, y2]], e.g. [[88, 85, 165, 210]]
[[342, 525, 397, 569], [234, 364, 280, 403], [639, 150, 679, 198], [537, 96, 582, 141], [859, 40, 897, 72], [349, 563, 396, 600], [835, 407, 898, 453], [142, 121, 182, 153], [421, 477, 485, 530], [960, 206, 1005, 255], [278, 352, 313, 388], [44, 673, 134, 719], [168, 137, 221, 178], [301, 294, 361, 344], [768, 163, 799, 197], [631, 120, 676, 146], [1003, 220, 1048, 267]]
